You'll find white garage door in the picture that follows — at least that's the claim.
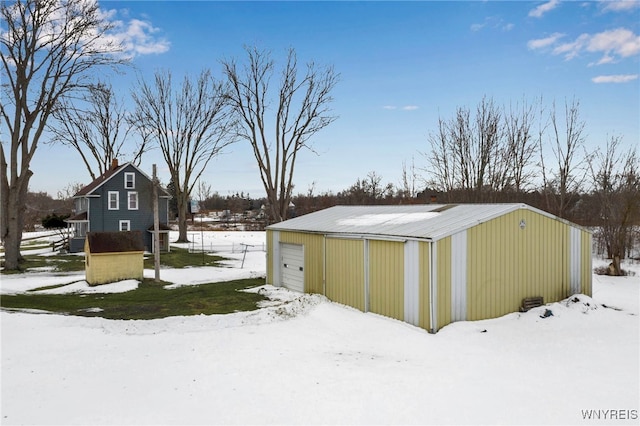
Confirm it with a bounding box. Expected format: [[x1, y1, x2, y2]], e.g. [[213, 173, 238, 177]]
[[281, 243, 304, 293]]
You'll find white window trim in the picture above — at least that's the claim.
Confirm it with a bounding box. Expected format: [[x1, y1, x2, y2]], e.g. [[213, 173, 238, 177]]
[[108, 191, 119, 210], [119, 220, 130, 231], [128, 191, 138, 210], [124, 172, 135, 189]]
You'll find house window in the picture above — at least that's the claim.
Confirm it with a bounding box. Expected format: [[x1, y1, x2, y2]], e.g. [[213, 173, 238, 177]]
[[108, 191, 119, 210], [124, 172, 135, 189], [75, 197, 88, 212], [119, 220, 130, 231], [74, 222, 88, 237], [128, 191, 138, 210]]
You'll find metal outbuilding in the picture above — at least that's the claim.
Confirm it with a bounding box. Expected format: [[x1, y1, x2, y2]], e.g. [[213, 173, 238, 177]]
[[266, 203, 592, 332]]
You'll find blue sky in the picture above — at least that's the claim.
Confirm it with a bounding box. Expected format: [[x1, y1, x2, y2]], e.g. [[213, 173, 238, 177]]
[[30, 0, 639, 198]]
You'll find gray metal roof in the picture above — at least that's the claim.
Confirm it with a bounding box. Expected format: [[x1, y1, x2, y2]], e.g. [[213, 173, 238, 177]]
[[267, 203, 568, 241]]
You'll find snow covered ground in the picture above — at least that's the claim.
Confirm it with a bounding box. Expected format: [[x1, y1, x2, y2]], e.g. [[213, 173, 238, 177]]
[[1, 231, 638, 425]]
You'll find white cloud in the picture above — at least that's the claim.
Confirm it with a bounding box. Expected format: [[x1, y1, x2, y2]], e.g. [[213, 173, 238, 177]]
[[383, 105, 419, 111], [600, 0, 640, 12], [471, 17, 514, 33], [553, 28, 640, 64], [118, 18, 170, 56], [529, 0, 560, 18], [553, 33, 590, 59], [531, 28, 640, 63], [587, 28, 640, 58], [590, 53, 615, 65], [591, 74, 638, 83], [527, 32, 565, 50], [101, 8, 170, 57]]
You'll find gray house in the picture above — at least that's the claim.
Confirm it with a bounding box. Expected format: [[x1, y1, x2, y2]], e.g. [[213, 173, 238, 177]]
[[66, 160, 171, 253]]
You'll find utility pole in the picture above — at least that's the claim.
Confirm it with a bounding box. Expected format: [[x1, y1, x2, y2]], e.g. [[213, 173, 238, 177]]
[[153, 164, 160, 282]]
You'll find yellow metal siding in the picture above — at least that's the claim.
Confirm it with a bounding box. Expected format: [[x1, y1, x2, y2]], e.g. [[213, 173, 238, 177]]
[[278, 231, 325, 294], [85, 252, 144, 285], [581, 231, 593, 295], [418, 242, 431, 330], [325, 238, 365, 311], [466, 209, 571, 321], [436, 237, 452, 329], [266, 230, 274, 284], [368, 240, 404, 321]]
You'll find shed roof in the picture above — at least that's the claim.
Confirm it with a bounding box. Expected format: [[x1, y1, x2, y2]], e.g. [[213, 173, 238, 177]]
[[267, 203, 575, 241], [86, 231, 145, 253]]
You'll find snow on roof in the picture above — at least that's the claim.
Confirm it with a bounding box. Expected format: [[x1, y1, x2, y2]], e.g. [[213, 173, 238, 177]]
[[337, 212, 441, 227], [268, 203, 566, 241]]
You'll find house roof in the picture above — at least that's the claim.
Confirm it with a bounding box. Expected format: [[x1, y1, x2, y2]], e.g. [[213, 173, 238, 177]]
[[86, 231, 145, 253], [147, 223, 172, 231], [65, 211, 88, 222], [267, 203, 582, 241], [74, 162, 171, 198], [75, 165, 124, 196]]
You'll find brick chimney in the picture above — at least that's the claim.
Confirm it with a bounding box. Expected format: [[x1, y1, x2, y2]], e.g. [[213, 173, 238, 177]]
[[111, 159, 119, 169]]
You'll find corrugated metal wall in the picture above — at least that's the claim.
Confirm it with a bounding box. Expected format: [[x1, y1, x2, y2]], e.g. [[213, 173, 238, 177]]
[[266, 229, 274, 284], [450, 231, 467, 322], [276, 231, 324, 294], [466, 209, 572, 321], [368, 240, 404, 321], [404, 240, 420, 326], [325, 238, 365, 311], [580, 230, 593, 295], [436, 237, 452, 329], [267, 206, 591, 333], [418, 242, 431, 330]]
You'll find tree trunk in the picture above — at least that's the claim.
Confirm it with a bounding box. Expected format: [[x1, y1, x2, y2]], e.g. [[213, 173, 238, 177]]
[[0, 147, 8, 246], [176, 194, 189, 243], [609, 255, 622, 276], [3, 218, 21, 270], [265, 188, 283, 223], [3, 180, 30, 270]]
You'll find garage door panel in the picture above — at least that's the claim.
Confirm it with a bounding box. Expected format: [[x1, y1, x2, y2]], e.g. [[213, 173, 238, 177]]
[[281, 243, 304, 293]]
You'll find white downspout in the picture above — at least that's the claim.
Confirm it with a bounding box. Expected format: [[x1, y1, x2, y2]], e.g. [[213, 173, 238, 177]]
[[429, 241, 438, 333]]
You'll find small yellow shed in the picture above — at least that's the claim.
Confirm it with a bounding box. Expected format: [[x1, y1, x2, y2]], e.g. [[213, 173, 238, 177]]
[[85, 231, 145, 286], [266, 203, 592, 333]]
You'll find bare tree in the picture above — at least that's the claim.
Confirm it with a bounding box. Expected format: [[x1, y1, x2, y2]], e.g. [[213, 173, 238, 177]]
[[222, 46, 339, 222], [196, 180, 212, 210], [473, 97, 503, 200], [1, 0, 126, 270], [399, 157, 421, 200], [339, 171, 394, 204], [588, 136, 639, 275], [423, 116, 457, 200], [540, 97, 588, 219], [423, 97, 503, 202], [50, 82, 147, 180], [502, 98, 539, 193], [130, 69, 235, 242], [56, 182, 84, 201]]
